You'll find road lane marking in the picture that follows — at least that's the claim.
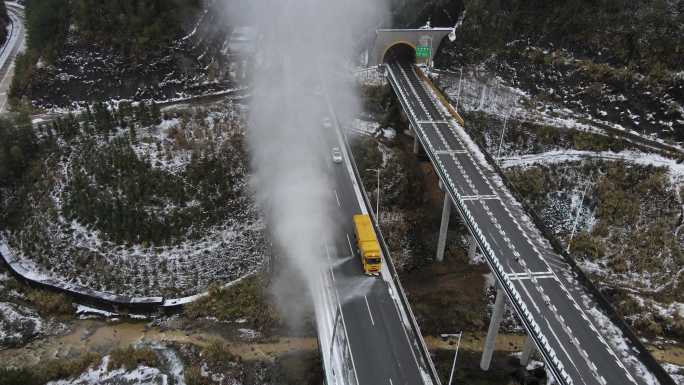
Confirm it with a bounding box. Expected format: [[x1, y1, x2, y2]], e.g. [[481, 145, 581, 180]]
[[364, 295, 375, 326], [435, 149, 468, 155], [544, 318, 587, 384], [389, 378, 393, 385], [334, 189, 341, 207], [346, 233, 354, 257], [417, 120, 447, 124], [394, 63, 642, 385], [460, 194, 500, 201]]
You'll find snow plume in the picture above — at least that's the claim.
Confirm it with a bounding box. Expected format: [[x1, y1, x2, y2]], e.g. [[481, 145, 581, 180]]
[[243, 0, 387, 329]]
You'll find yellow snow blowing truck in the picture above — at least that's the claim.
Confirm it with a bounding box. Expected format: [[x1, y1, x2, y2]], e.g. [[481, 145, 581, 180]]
[[353, 214, 382, 275]]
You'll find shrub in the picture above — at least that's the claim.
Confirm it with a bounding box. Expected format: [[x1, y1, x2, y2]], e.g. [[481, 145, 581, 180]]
[[26, 290, 73, 317], [38, 353, 102, 383], [570, 232, 604, 260], [0, 368, 42, 385], [184, 275, 280, 330], [185, 366, 211, 385], [202, 340, 239, 369], [108, 346, 158, 371]]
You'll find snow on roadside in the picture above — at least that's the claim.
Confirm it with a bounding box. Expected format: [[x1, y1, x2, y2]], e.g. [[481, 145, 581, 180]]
[[501, 149, 684, 184], [351, 118, 380, 137], [584, 305, 660, 385], [422, 65, 666, 385], [662, 363, 684, 385]]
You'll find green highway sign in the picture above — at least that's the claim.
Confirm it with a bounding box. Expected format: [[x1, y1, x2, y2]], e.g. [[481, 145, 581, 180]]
[[416, 46, 431, 58]]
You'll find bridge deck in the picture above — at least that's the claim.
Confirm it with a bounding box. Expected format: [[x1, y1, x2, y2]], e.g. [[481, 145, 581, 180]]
[[321, 77, 435, 385], [387, 61, 645, 385]]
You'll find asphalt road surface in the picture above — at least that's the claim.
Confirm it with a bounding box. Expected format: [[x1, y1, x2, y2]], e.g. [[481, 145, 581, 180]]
[[387, 61, 644, 385], [318, 83, 431, 385]]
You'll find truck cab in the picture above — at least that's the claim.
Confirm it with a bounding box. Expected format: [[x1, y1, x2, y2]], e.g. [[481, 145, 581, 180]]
[[352, 214, 382, 275]]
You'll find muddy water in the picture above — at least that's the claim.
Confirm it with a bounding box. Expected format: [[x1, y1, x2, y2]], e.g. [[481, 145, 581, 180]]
[[3, 319, 683, 370], [0, 319, 318, 368]]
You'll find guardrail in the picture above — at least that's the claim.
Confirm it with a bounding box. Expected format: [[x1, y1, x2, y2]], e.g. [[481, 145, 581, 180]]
[[425, 67, 676, 385], [386, 64, 574, 385], [334, 110, 442, 385], [0, 243, 264, 315]]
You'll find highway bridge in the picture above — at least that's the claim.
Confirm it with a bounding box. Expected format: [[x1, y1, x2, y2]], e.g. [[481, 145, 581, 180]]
[[315, 72, 439, 385], [384, 58, 645, 385], [315, 28, 669, 385]]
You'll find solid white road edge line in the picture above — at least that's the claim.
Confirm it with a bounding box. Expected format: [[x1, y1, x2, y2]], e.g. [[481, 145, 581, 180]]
[[364, 295, 375, 326], [346, 233, 354, 257]]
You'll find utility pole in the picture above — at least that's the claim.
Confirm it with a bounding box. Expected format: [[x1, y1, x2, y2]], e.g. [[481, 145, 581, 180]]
[[567, 180, 591, 253], [446, 332, 463, 385], [456, 67, 463, 110], [496, 112, 510, 164], [366, 168, 381, 223]]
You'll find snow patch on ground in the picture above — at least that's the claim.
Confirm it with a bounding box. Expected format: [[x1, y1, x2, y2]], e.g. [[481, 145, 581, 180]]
[[662, 363, 684, 385], [0, 302, 45, 347], [351, 118, 380, 136], [501, 149, 684, 184], [47, 356, 167, 385], [2, 107, 268, 299], [583, 304, 660, 385], [438, 69, 684, 155]]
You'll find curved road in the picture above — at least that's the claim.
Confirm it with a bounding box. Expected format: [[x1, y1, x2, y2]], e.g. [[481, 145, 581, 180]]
[[0, 2, 25, 113]]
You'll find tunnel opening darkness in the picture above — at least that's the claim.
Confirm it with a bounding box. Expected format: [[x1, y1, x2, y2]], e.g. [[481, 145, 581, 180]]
[[383, 43, 415, 63]]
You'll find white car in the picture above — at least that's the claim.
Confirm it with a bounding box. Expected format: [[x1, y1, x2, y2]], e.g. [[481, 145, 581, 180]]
[[331, 147, 343, 163], [322, 117, 333, 129]]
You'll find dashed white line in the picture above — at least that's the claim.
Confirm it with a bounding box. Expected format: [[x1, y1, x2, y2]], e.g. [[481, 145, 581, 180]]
[[334, 189, 341, 207], [346, 233, 354, 257], [364, 295, 375, 326]]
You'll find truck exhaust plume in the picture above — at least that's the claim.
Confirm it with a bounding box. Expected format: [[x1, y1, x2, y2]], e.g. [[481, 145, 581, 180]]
[[244, 0, 387, 328]]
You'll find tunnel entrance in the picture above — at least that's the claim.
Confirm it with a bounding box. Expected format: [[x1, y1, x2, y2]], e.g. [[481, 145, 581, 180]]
[[383, 42, 416, 63]]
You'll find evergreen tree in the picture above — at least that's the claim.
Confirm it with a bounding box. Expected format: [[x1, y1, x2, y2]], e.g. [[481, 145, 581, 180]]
[[85, 104, 93, 122], [150, 101, 162, 125], [93, 101, 113, 133], [136, 102, 150, 127], [129, 125, 137, 144]]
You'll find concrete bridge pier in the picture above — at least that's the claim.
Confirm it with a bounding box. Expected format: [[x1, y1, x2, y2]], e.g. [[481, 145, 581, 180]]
[[412, 133, 421, 154], [436, 180, 451, 262], [480, 284, 506, 371], [519, 335, 536, 366], [468, 234, 478, 261]]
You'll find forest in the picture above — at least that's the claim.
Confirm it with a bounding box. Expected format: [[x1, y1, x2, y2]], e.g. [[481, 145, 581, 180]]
[[395, 0, 684, 78], [0, 2, 8, 45], [25, 0, 201, 59]]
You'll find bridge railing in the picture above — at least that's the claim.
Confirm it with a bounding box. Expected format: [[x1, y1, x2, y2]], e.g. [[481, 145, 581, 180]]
[[427, 69, 676, 385], [317, 269, 359, 385], [386, 64, 575, 385]]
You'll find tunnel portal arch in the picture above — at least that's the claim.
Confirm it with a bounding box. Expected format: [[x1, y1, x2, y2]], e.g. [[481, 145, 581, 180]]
[[382, 42, 416, 63], [369, 28, 453, 67]]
